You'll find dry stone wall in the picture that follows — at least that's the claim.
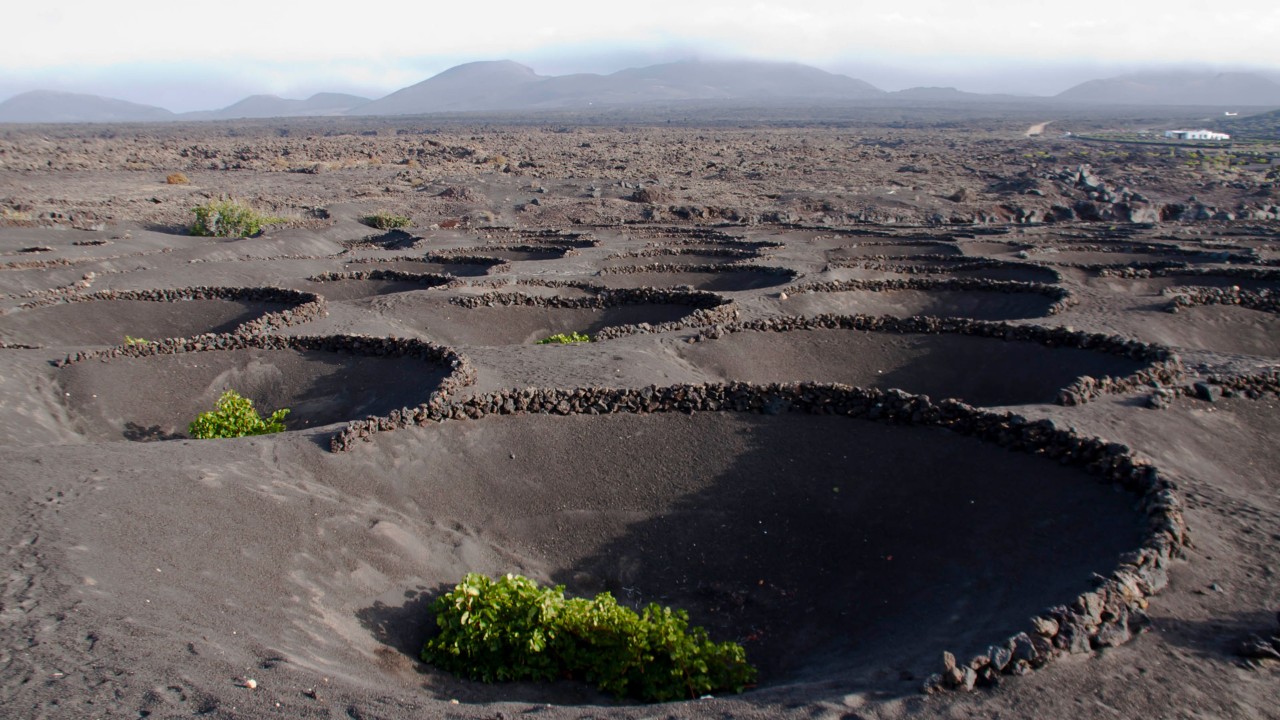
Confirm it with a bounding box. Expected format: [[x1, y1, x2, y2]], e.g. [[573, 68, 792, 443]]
[[327, 380, 1188, 695], [1165, 286, 1280, 314], [600, 263, 798, 279], [55, 333, 476, 400], [784, 277, 1076, 315], [447, 287, 738, 341], [692, 314, 1182, 406], [21, 286, 327, 336]]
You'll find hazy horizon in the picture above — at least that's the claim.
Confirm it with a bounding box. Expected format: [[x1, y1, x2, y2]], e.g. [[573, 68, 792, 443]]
[[3, 1, 1279, 112]]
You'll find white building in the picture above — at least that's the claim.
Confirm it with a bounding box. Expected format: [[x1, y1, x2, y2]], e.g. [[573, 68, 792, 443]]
[[1164, 129, 1231, 141]]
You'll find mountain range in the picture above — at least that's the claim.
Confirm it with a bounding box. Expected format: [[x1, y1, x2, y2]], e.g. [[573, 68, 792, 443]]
[[3, 60, 1280, 123]]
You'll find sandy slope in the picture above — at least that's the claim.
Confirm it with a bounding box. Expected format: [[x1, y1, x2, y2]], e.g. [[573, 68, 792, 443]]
[[1, 124, 1278, 719]]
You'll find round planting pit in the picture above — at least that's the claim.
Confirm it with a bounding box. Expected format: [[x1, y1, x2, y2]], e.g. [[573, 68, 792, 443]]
[[825, 241, 963, 260], [348, 407, 1146, 694], [783, 283, 1064, 321], [1029, 244, 1241, 268], [345, 258, 495, 277], [679, 326, 1152, 406], [55, 336, 459, 442], [1090, 270, 1280, 296], [303, 270, 454, 302], [600, 264, 795, 292], [470, 246, 571, 262], [381, 289, 727, 346], [0, 287, 319, 347], [602, 250, 755, 268], [1123, 304, 1280, 358], [864, 258, 1061, 284]]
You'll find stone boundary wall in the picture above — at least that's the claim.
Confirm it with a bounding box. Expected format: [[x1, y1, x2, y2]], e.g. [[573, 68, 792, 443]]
[[307, 269, 455, 289], [18, 286, 328, 336], [1165, 286, 1280, 314], [1023, 242, 1255, 273], [476, 228, 596, 244], [447, 287, 738, 341], [691, 314, 1181, 406], [1203, 368, 1280, 397], [645, 237, 785, 251], [4, 271, 100, 304], [599, 263, 799, 280], [483, 236, 599, 250], [783, 277, 1076, 315], [607, 247, 762, 261], [327, 380, 1188, 695], [453, 244, 583, 259], [1149, 369, 1280, 409], [1031, 242, 1252, 262], [345, 253, 508, 270], [826, 239, 960, 251], [1097, 266, 1280, 281], [54, 334, 477, 408], [341, 229, 422, 251], [514, 278, 609, 292], [833, 254, 1063, 281], [1043, 259, 1194, 273], [616, 226, 748, 241], [2, 255, 106, 271]]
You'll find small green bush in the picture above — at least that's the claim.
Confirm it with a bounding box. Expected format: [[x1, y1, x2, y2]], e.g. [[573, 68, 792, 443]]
[[361, 211, 412, 230], [190, 199, 284, 238], [188, 390, 289, 439], [536, 332, 591, 345], [124, 335, 152, 346], [421, 573, 756, 702]]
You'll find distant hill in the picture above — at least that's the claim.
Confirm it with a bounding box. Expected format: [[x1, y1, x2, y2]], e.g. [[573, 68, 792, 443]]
[[0, 90, 175, 123], [353, 59, 884, 116], [353, 61, 546, 115], [888, 87, 1031, 103], [1213, 108, 1280, 140], [188, 92, 371, 120], [1054, 71, 1280, 106]]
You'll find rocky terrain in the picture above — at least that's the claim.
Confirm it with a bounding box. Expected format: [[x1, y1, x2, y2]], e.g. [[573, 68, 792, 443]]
[[0, 114, 1277, 719]]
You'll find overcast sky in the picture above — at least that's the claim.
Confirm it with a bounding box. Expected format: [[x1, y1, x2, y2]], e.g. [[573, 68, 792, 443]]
[[2, 0, 1278, 111]]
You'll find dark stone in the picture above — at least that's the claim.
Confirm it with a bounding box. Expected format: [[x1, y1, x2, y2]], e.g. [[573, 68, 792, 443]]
[[1192, 382, 1222, 403]]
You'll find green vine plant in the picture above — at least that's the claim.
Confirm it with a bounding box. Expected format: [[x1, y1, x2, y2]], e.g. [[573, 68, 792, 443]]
[[361, 211, 412, 230], [421, 573, 757, 703], [536, 331, 592, 345], [189, 199, 286, 238], [188, 390, 289, 439]]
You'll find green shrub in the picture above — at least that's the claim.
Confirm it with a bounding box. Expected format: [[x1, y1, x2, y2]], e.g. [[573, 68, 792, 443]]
[[421, 573, 756, 702], [188, 390, 289, 439], [536, 332, 591, 345], [124, 335, 152, 346], [189, 199, 284, 237], [361, 211, 412, 230]]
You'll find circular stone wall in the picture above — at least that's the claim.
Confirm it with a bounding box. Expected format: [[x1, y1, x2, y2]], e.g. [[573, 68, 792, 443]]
[[55, 343, 454, 441], [783, 288, 1058, 321], [381, 295, 706, 346], [678, 328, 1150, 406], [1122, 304, 1280, 358], [602, 251, 750, 268], [345, 259, 493, 277], [470, 247, 569, 262], [600, 266, 793, 292], [347, 410, 1145, 693], [826, 241, 963, 260], [865, 258, 1061, 284], [0, 296, 298, 347]]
